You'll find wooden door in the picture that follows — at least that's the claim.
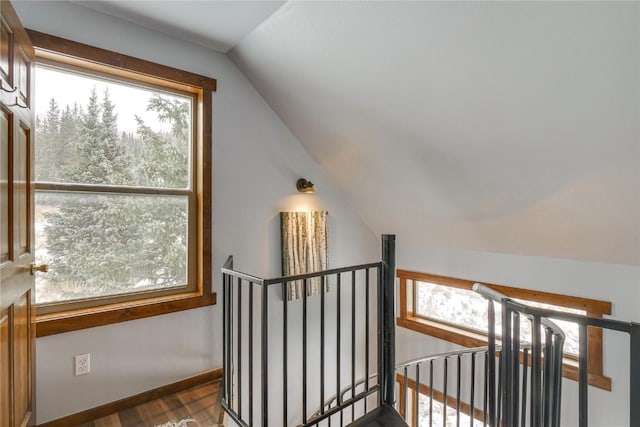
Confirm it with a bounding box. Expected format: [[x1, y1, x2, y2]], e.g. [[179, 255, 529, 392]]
[[0, 1, 35, 426]]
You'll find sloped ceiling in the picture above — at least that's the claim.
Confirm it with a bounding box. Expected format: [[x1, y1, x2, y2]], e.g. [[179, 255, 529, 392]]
[[229, 1, 640, 265], [17, 1, 639, 265]]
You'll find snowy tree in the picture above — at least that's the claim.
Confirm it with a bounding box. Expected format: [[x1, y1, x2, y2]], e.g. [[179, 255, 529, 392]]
[[38, 89, 189, 300]]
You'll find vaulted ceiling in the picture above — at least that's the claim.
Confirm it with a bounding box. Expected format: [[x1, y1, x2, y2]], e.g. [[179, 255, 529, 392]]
[[228, 1, 640, 265], [33, 1, 640, 265]]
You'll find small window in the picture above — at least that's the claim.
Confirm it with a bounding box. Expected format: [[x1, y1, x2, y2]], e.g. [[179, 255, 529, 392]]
[[29, 30, 214, 328], [397, 270, 612, 390], [414, 280, 584, 356]]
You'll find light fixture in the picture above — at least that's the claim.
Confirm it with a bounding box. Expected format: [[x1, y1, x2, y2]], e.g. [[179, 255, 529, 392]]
[[296, 178, 315, 193]]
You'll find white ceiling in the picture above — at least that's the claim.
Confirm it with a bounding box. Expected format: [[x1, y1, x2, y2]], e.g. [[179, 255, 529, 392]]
[[22, 1, 640, 265], [229, 1, 640, 265], [71, 0, 285, 53]]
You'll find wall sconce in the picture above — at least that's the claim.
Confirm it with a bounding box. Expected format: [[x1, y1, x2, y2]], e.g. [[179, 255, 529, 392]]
[[296, 178, 315, 193]]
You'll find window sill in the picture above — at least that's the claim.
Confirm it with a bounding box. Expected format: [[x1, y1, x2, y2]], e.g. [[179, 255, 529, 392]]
[[35, 292, 216, 337], [398, 315, 612, 391]]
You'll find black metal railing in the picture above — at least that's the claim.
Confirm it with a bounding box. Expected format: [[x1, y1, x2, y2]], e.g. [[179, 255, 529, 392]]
[[221, 235, 397, 427], [394, 284, 567, 427], [497, 298, 640, 427], [395, 284, 640, 427], [222, 239, 640, 427], [475, 283, 566, 427], [396, 346, 502, 427]]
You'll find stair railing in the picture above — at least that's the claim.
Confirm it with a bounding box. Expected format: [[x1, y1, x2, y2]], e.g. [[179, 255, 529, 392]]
[[474, 283, 565, 427], [223, 240, 640, 427], [221, 235, 397, 427], [393, 284, 565, 427], [396, 345, 507, 427], [474, 283, 640, 427]]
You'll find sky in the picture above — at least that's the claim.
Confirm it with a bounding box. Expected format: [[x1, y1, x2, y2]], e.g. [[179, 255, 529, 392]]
[[35, 64, 191, 134]]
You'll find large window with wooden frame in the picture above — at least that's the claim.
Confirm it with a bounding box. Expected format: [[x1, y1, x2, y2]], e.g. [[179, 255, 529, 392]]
[[28, 31, 215, 335], [397, 269, 612, 390]]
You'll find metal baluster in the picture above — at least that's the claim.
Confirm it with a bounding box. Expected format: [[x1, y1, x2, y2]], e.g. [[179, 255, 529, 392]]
[[283, 281, 288, 427], [543, 328, 553, 427], [629, 324, 640, 427], [578, 324, 588, 427], [552, 335, 564, 427], [337, 273, 342, 409], [222, 274, 228, 404], [261, 281, 269, 427], [382, 234, 396, 406], [321, 276, 326, 416], [377, 266, 383, 407], [237, 278, 242, 419], [351, 270, 356, 422], [496, 354, 502, 427], [443, 357, 448, 427], [415, 364, 420, 427], [531, 315, 542, 427], [513, 312, 521, 427], [521, 348, 529, 427], [429, 360, 434, 427], [456, 355, 461, 427], [228, 274, 235, 407], [484, 352, 488, 427], [249, 282, 254, 426], [365, 268, 370, 413], [487, 301, 496, 427], [502, 302, 512, 426], [470, 352, 476, 426], [403, 366, 409, 419], [303, 279, 308, 425]]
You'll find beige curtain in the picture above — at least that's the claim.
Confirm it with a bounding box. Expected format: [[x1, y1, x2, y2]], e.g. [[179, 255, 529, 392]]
[[280, 211, 328, 300]]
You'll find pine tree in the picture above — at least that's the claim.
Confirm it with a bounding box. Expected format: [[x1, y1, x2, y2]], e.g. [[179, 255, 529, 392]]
[[130, 94, 190, 287], [100, 88, 130, 185], [40, 91, 190, 299], [44, 88, 136, 296], [35, 98, 60, 181], [56, 104, 83, 180]]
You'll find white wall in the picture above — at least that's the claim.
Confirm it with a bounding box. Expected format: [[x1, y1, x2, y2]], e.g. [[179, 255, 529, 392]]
[[395, 243, 640, 427], [12, 1, 378, 423]]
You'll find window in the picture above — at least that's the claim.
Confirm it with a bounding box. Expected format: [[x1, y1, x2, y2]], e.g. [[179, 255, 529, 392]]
[[414, 281, 584, 356], [29, 31, 215, 335], [397, 270, 612, 390]]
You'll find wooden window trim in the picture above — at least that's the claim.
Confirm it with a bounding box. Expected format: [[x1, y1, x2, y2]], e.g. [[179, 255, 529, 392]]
[[36, 292, 216, 337], [26, 30, 215, 336], [397, 269, 612, 391]]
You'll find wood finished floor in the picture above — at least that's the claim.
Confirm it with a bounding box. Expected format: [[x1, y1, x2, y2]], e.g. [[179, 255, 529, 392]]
[[78, 380, 224, 427]]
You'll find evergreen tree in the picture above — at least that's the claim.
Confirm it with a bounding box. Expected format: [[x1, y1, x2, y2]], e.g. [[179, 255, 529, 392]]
[[65, 87, 131, 184], [100, 88, 130, 184], [130, 94, 190, 286], [35, 98, 60, 181], [56, 103, 83, 180], [44, 88, 136, 296], [39, 91, 190, 300]]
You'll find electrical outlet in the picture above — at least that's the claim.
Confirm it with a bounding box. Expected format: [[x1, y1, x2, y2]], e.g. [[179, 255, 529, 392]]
[[75, 353, 90, 376]]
